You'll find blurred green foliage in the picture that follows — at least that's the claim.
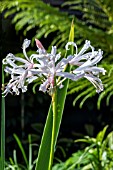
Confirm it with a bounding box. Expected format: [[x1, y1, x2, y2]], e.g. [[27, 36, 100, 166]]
[[1, 0, 113, 108], [53, 126, 113, 170], [5, 126, 113, 169], [5, 134, 37, 170]]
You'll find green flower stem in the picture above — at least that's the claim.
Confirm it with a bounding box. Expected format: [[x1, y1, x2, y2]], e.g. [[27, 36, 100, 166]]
[[1, 66, 5, 170], [48, 87, 57, 170]]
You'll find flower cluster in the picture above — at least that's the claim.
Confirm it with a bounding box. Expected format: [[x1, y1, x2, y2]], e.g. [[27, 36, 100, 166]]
[[2, 39, 106, 96]]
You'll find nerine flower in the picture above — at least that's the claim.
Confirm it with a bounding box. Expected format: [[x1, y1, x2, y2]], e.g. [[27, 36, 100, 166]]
[[2, 38, 105, 96], [2, 39, 40, 96], [34, 40, 78, 94], [66, 40, 106, 93], [34, 39, 88, 94], [2, 39, 73, 95]]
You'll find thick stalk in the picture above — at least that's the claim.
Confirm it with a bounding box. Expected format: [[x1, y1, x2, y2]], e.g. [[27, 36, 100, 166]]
[[48, 88, 57, 170]]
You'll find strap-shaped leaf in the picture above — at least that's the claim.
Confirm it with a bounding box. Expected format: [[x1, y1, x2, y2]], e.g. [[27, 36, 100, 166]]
[[35, 21, 74, 170]]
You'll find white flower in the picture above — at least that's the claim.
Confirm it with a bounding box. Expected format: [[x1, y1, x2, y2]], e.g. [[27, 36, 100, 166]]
[[65, 40, 106, 93], [2, 39, 39, 96], [2, 38, 106, 96], [36, 46, 74, 93], [2, 39, 73, 95]]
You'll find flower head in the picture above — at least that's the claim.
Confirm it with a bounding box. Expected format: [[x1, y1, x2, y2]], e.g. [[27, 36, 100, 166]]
[[2, 39, 39, 96], [35, 42, 74, 94], [2, 38, 105, 96], [66, 40, 106, 93]]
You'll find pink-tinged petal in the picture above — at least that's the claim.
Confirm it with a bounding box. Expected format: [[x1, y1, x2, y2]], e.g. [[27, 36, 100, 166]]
[[35, 39, 45, 50], [35, 39, 46, 54]]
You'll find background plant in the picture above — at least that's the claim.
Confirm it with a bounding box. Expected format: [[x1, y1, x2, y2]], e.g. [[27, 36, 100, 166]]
[[5, 134, 37, 170], [4, 126, 113, 170], [53, 126, 113, 170]]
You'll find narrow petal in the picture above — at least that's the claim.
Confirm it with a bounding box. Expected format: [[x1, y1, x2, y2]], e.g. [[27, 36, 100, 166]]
[[55, 56, 73, 71], [51, 46, 56, 56], [56, 72, 84, 81], [26, 76, 38, 83], [77, 40, 94, 56], [39, 79, 49, 93], [65, 42, 78, 55], [22, 39, 31, 49], [85, 74, 104, 93], [35, 39, 46, 54], [69, 52, 93, 64], [35, 39, 45, 49]]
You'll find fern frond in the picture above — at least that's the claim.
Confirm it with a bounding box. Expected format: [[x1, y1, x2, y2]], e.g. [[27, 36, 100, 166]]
[[79, 91, 96, 108], [97, 83, 113, 109], [106, 91, 113, 106], [1, 0, 70, 44], [73, 86, 95, 107]]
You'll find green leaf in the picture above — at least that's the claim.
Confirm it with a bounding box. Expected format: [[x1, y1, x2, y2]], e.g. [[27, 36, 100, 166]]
[[13, 134, 28, 168], [96, 125, 108, 143], [35, 21, 74, 170], [28, 135, 32, 170], [13, 150, 18, 168]]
